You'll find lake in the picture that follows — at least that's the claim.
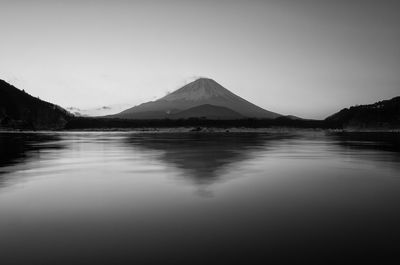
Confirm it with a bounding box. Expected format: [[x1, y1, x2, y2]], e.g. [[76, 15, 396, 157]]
[[1, 131, 400, 264]]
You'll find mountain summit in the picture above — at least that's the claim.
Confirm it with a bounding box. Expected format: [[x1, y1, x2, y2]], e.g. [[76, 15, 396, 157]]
[[161, 78, 235, 101], [113, 78, 280, 119]]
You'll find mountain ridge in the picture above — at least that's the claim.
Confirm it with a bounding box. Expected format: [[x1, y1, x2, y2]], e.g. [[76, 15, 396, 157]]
[[1, 77, 399, 130]]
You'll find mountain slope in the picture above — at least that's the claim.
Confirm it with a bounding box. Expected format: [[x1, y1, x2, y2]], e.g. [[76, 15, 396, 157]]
[[170, 104, 244, 120], [326, 96, 400, 129], [113, 78, 280, 119], [0, 79, 71, 129]]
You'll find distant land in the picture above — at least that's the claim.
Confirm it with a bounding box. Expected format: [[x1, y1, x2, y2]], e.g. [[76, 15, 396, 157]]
[[0, 78, 399, 131], [66, 104, 132, 117]]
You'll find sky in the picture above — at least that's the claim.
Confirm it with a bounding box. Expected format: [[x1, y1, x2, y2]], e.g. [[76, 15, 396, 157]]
[[0, 0, 399, 119]]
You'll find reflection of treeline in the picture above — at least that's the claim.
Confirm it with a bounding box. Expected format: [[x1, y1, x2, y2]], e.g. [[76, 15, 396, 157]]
[[65, 116, 331, 129]]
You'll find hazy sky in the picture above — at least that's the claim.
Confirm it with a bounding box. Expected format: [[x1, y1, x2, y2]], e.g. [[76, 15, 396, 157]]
[[0, 0, 399, 118]]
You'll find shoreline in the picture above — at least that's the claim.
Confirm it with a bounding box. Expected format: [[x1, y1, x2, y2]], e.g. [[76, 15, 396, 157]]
[[1, 127, 399, 134]]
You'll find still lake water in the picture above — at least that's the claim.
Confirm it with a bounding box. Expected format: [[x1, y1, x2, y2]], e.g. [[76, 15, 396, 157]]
[[1, 131, 400, 264]]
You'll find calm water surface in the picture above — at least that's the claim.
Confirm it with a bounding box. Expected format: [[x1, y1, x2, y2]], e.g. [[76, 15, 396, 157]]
[[1, 131, 400, 264]]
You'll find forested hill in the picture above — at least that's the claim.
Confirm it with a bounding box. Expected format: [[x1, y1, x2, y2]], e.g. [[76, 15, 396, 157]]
[[325, 96, 400, 129], [0, 79, 72, 130]]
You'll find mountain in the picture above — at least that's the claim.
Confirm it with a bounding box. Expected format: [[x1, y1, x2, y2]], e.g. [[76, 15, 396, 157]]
[[326, 96, 400, 129], [0, 79, 72, 129], [112, 78, 281, 119]]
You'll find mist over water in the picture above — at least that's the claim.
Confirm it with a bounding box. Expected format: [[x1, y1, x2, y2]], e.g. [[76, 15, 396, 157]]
[[1, 131, 400, 263]]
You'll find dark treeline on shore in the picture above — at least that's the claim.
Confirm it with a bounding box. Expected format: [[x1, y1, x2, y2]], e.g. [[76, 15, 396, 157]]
[[65, 116, 329, 130]]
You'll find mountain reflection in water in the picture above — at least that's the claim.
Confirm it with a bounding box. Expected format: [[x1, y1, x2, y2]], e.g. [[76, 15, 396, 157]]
[[124, 133, 282, 186]]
